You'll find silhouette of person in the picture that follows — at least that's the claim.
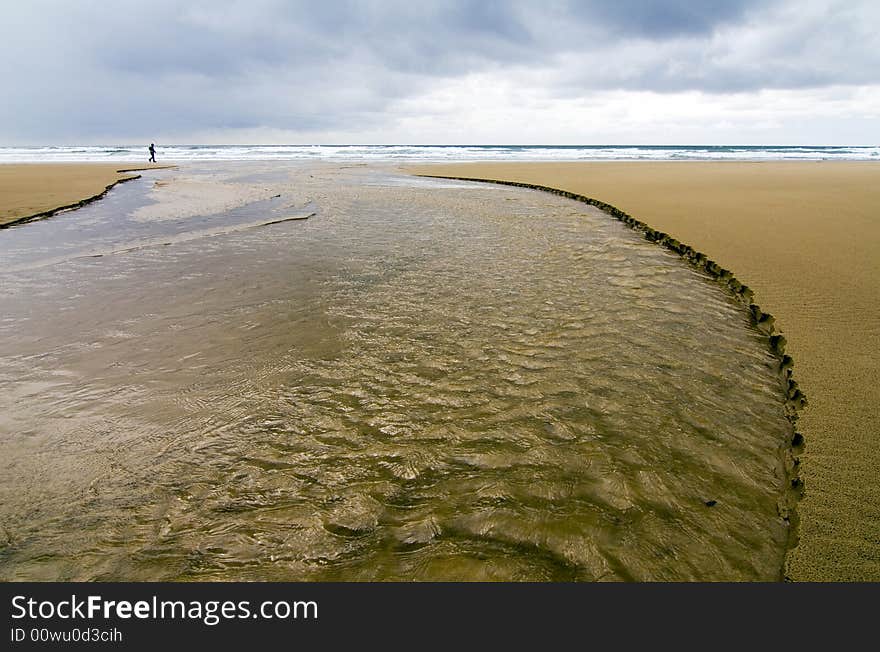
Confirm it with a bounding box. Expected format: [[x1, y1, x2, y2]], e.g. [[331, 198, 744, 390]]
[[149, 143, 156, 163]]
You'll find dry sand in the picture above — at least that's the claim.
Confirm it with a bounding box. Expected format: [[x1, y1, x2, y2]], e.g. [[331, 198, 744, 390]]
[[0, 163, 172, 227], [408, 161, 880, 581]]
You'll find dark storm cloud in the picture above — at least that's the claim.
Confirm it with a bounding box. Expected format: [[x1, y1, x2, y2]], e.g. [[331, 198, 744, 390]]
[[572, 0, 761, 37], [0, 0, 876, 142], [555, 1, 880, 95], [95, 1, 758, 78]]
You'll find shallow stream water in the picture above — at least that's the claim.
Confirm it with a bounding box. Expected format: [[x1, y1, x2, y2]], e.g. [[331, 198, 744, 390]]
[[0, 163, 792, 580]]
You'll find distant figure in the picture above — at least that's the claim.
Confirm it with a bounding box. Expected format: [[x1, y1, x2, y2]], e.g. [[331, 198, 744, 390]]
[[148, 143, 156, 163]]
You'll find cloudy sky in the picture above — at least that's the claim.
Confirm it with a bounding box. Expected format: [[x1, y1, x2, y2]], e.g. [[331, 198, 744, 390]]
[[2, 0, 878, 145]]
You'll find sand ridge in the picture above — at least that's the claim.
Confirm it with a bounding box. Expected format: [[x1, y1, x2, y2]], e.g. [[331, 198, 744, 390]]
[[131, 175, 283, 223], [407, 161, 880, 581]]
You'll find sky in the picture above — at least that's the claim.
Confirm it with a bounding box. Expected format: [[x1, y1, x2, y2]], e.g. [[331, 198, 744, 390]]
[[1, 0, 878, 145]]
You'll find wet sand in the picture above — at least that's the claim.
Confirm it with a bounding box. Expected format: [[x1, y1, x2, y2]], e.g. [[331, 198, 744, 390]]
[[0, 163, 172, 228], [408, 161, 880, 581]]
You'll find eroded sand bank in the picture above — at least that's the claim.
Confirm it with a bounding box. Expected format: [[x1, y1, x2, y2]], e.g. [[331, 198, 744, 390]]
[[407, 161, 880, 581]]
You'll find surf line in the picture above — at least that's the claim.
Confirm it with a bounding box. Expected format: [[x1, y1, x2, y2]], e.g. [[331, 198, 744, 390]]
[[415, 173, 807, 577]]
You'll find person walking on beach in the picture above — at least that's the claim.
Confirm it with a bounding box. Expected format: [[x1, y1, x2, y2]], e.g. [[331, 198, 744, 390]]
[[148, 143, 156, 163]]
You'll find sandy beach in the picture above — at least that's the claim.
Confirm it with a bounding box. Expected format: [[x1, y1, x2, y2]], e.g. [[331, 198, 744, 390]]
[[408, 161, 880, 581], [2, 160, 877, 581], [0, 163, 171, 228]]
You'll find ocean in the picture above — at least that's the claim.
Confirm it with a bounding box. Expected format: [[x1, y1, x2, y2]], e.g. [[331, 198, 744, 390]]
[[0, 144, 877, 163]]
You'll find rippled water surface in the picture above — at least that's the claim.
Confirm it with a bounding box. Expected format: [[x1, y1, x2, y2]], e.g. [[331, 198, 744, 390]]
[[0, 163, 792, 581]]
